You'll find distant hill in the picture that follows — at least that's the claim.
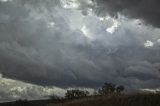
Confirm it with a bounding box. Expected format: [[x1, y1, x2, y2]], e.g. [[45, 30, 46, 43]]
[[1, 93, 160, 106]]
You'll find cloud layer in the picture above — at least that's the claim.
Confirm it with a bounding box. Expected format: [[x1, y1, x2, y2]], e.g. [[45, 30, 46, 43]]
[[0, 74, 66, 102], [94, 0, 160, 28], [0, 0, 160, 100]]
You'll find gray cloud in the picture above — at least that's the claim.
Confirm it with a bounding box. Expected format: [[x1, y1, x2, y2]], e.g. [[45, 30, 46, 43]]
[[0, 0, 160, 95], [0, 74, 95, 102], [0, 74, 66, 102], [93, 0, 160, 28]]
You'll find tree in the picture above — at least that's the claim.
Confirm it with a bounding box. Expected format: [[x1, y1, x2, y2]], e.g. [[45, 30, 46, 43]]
[[65, 89, 89, 99], [98, 83, 116, 95], [116, 85, 125, 94]]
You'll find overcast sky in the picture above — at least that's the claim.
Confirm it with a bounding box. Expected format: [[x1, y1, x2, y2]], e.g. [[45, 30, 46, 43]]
[[0, 0, 160, 102]]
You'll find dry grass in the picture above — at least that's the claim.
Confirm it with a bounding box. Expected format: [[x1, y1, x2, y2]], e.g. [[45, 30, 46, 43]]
[[47, 93, 160, 106]]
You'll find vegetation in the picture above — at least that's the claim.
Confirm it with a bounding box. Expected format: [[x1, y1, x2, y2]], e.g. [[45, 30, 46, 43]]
[[65, 89, 89, 99], [1, 93, 160, 106], [1, 82, 160, 106], [98, 83, 125, 95], [49, 93, 160, 106]]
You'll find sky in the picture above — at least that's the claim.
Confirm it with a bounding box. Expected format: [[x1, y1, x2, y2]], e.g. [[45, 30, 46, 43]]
[[0, 0, 160, 102]]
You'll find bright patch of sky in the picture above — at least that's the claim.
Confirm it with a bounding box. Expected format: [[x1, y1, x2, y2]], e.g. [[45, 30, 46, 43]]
[[0, 73, 94, 102], [47, 22, 55, 28], [0, 0, 12, 2], [81, 25, 94, 40], [99, 16, 110, 21], [60, 0, 80, 9], [0, 73, 66, 102], [106, 18, 120, 34], [133, 19, 142, 28], [98, 16, 120, 34], [144, 40, 154, 48], [141, 88, 160, 93]]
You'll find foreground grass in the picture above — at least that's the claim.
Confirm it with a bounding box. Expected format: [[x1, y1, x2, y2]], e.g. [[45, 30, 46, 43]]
[[1, 93, 160, 106], [48, 93, 160, 106]]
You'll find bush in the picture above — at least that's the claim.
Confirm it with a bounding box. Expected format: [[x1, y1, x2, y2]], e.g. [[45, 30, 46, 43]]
[[65, 89, 89, 99], [98, 83, 116, 95], [116, 85, 125, 94], [98, 83, 125, 96]]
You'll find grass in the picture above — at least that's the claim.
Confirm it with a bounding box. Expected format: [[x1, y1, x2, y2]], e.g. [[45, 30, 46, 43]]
[[1, 93, 160, 106], [48, 93, 160, 106]]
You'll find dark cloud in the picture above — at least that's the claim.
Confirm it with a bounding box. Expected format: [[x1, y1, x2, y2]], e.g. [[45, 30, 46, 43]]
[[94, 0, 160, 27], [0, 0, 160, 94], [0, 0, 100, 88]]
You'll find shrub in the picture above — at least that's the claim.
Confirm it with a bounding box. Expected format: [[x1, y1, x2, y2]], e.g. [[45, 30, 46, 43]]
[[98, 83, 116, 95], [98, 83, 125, 96], [116, 85, 125, 94], [65, 89, 89, 99]]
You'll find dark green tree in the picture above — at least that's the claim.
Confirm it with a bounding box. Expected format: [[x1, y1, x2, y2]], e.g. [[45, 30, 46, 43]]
[[116, 85, 125, 93], [98, 83, 116, 95], [65, 89, 89, 99]]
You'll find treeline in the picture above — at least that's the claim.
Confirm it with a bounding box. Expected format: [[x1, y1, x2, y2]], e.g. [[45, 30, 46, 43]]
[[0, 82, 124, 106], [50, 82, 125, 100]]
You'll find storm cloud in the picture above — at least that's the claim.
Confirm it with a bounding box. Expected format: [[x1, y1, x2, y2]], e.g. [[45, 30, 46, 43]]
[[93, 0, 160, 28], [0, 0, 160, 101]]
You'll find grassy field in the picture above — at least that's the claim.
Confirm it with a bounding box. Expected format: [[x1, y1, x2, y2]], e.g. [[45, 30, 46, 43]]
[[1, 93, 160, 106], [48, 93, 160, 106]]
